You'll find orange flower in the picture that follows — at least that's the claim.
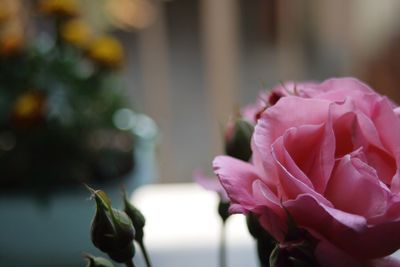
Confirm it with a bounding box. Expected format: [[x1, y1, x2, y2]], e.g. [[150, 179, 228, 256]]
[[38, 0, 79, 18], [87, 36, 124, 68]]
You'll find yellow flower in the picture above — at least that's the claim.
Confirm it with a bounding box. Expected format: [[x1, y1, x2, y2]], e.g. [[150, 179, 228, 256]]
[[88, 36, 124, 68], [13, 91, 45, 120], [38, 0, 79, 18], [0, 33, 24, 56], [61, 19, 92, 49]]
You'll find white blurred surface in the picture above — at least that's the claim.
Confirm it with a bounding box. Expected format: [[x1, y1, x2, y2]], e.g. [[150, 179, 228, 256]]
[[131, 183, 258, 267], [131, 183, 400, 267]]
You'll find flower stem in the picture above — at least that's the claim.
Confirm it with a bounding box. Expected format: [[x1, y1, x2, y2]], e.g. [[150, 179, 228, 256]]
[[219, 221, 227, 267], [139, 241, 153, 267]]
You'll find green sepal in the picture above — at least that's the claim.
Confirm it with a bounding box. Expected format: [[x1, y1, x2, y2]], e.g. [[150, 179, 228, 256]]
[[269, 240, 319, 267], [288, 256, 311, 267], [123, 190, 145, 243], [269, 244, 280, 267]]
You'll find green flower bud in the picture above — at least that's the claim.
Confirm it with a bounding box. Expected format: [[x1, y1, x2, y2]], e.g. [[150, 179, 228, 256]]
[[123, 190, 145, 243], [88, 186, 135, 263], [83, 254, 114, 267], [224, 118, 254, 161]]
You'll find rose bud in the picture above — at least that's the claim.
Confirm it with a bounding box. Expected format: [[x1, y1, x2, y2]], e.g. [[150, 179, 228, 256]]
[[83, 254, 114, 267], [224, 118, 254, 162], [88, 187, 135, 263], [123, 191, 145, 243]]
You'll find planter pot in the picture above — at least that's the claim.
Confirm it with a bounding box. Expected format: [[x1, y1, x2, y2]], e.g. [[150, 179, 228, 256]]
[[0, 117, 158, 267]]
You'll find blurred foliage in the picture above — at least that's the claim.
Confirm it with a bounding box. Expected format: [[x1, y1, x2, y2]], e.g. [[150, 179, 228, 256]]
[[0, 0, 135, 191]]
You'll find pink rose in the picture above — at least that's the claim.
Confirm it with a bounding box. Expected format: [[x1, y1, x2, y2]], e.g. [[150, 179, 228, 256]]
[[214, 77, 400, 266]]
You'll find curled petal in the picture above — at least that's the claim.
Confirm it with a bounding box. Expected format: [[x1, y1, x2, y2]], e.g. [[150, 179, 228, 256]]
[[254, 96, 332, 186], [286, 193, 400, 259], [325, 154, 389, 218], [213, 156, 262, 213]]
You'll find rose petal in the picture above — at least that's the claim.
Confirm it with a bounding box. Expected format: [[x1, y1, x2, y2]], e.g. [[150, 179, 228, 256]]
[[316, 240, 400, 267], [393, 107, 400, 118], [369, 97, 400, 187], [357, 221, 400, 259], [391, 170, 400, 193], [284, 193, 367, 248], [315, 239, 400, 267], [315, 239, 366, 267], [213, 155, 262, 213], [332, 112, 356, 157], [213, 155, 288, 241], [271, 135, 333, 207], [353, 112, 385, 151], [252, 180, 287, 241], [271, 133, 313, 189], [325, 154, 389, 218], [372, 97, 400, 158], [279, 121, 335, 193], [286, 193, 400, 259], [370, 256, 400, 267], [315, 78, 375, 110], [345, 110, 397, 185], [251, 179, 281, 210], [253, 96, 332, 185]]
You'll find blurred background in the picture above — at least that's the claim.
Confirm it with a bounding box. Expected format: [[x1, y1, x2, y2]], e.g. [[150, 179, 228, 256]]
[[3, 0, 400, 184], [2, 0, 400, 266], [60, 0, 400, 184]]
